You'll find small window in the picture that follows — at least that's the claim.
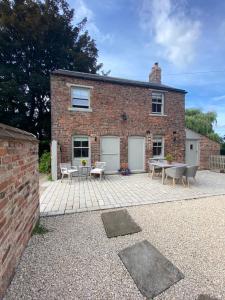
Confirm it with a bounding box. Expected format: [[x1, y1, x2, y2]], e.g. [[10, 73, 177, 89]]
[[152, 93, 164, 114], [190, 144, 193, 150], [153, 137, 164, 157], [71, 87, 90, 109], [73, 137, 89, 158]]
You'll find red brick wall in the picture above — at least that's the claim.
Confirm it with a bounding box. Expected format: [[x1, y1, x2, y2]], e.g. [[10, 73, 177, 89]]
[[200, 135, 220, 169], [51, 74, 185, 169], [0, 124, 39, 299]]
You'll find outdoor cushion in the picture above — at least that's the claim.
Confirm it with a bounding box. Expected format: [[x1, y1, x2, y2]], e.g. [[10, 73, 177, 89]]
[[90, 168, 103, 174]]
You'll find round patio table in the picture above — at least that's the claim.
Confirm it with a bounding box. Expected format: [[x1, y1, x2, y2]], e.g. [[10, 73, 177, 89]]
[[78, 165, 91, 179]]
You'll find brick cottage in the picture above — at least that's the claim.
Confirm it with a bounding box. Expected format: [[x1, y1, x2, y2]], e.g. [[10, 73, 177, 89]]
[[51, 63, 187, 173]]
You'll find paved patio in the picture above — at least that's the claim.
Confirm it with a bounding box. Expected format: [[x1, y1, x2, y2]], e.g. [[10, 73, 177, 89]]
[[40, 170, 225, 216]]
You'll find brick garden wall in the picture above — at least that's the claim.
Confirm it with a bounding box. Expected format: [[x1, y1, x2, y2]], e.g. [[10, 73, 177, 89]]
[[0, 123, 39, 299], [200, 135, 220, 169], [51, 74, 186, 170]]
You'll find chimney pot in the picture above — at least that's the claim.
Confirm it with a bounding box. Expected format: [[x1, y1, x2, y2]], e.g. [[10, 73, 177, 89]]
[[149, 62, 161, 84]]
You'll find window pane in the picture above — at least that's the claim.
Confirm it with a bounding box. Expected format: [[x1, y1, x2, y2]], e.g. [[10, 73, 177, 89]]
[[157, 104, 162, 113], [153, 138, 163, 157], [72, 87, 89, 99], [74, 141, 81, 147], [82, 148, 89, 157], [152, 103, 157, 112], [74, 148, 82, 157], [72, 98, 89, 108], [82, 141, 88, 147], [152, 103, 162, 113], [153, 147, 157, 156]]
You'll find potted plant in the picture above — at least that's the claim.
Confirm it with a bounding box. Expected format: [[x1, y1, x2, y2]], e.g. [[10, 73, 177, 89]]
[[165, 153, 173, 164], [119, 162, 131, 176], [81, 159, 87, 166]]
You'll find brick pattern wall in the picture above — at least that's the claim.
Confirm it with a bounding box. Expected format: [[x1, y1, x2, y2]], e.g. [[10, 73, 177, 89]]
[[200, 135, 220, 169], [0, 124, 39, 299], [51, 74, 185, 170]]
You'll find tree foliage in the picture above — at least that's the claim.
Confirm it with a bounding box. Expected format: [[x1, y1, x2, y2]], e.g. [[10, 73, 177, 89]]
[[185, 109, 222, 143], [0, 0, 102, 139]]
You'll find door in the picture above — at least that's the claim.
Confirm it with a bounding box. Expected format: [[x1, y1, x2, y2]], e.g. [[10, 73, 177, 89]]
[[101, 137, 120, 173], [128, 137, 145, 172], [185, 139, 199, 166]]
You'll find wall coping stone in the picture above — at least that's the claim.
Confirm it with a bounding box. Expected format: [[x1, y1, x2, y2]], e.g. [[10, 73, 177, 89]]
[[0, 123, 38, 142]]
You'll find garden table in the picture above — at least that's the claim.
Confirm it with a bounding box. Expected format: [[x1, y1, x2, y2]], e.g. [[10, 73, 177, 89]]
[[150, 162, 187, 184], [78, 165, 91, 179]]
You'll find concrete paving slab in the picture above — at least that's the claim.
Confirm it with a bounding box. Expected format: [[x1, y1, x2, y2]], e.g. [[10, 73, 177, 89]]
[[118, 240, 184, 299], [101, 209, 141, 238]]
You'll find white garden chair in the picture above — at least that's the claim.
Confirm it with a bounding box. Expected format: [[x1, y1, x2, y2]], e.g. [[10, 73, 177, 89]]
[[90, 162, 106, 180], [60, 163, 78, 182]]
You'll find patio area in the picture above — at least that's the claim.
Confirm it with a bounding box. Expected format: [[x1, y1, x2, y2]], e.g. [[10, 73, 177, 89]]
[[40, 170, 225, 216]]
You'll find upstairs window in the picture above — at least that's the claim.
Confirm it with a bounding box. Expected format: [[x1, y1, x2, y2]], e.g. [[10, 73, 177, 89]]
[[152, 92, 164, 115], [153, 136, 164, 158], [71, 87, 90, 109]]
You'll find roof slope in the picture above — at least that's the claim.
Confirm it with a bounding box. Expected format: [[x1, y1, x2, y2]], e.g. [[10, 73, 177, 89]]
[[52, 69, 187, 94]]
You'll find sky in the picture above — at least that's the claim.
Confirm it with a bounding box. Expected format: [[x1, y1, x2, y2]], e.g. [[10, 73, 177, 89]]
[[69, 0, 225, 136]]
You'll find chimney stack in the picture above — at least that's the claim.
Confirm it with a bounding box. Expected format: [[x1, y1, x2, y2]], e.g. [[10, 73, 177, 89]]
[[149, 62, 161, 84]]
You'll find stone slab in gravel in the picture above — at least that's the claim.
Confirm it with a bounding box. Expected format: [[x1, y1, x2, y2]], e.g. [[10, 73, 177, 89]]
[[197, 295, 219, 300], [101, 209, 141, 238], [119, 240, 184, 299]]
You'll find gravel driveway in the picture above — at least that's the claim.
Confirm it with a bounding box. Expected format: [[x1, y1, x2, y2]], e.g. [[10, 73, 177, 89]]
[[4, 196, 225, 300]]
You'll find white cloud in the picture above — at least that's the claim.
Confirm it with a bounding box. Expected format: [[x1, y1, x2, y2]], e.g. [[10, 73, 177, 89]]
[[74, 0, 113, 43], [140, 0, 201, 67], [212, 94, 225, 101]]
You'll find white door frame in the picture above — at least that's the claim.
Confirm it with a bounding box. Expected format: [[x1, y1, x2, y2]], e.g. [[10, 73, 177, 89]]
[[128, 136, 145, 172], [100, 136, 120, 173]]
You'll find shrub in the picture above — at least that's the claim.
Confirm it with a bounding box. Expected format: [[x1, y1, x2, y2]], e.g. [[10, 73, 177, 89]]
[[39, 140, 50, 157], [32, 220, 48, 235], [39, 151, 51, 174]]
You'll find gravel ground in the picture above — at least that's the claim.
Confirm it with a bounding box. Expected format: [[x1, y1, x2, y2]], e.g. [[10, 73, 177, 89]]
[[4, 196, 225, 300]]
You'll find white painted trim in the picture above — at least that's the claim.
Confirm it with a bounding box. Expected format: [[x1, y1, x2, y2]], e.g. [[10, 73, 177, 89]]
[[152, 136, 164, 159], [128, 136, 145, 172], [72, 135, 91, 166], [51, 140, 58, 181], [68, 107, 93, 112], [151, 92, 165, 115], [70, 85, 92, 111], [66, 83, 94, 89], [149, 114, 167, 117]]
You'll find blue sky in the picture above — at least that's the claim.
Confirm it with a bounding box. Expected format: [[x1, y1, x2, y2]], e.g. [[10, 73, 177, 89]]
[[70, 0, 225, 136]]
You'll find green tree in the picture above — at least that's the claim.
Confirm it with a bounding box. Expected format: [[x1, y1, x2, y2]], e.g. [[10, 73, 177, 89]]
[[185, 109, 222, 143], [0, 0, 102, 139]]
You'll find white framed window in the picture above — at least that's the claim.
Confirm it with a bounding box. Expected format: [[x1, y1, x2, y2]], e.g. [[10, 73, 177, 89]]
[[152, 92, 164, 115], [153, 136, 164, 158], [73, 136, 89, 158], [71, 87, 90, 110]]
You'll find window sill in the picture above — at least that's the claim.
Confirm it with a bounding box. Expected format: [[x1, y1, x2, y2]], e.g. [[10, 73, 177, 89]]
[[149, 113, 167, 117], [68, 107, 93, 112]]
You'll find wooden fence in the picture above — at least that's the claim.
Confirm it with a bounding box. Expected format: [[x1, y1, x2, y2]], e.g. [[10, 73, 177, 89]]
[[209, 155, 225, 170]]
